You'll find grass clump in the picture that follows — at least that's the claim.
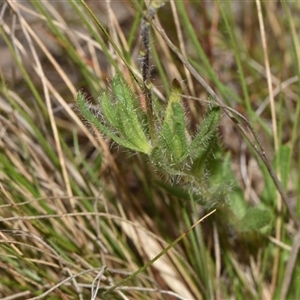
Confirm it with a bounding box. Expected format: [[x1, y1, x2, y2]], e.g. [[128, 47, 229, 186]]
[[0, 1, 299, 299]]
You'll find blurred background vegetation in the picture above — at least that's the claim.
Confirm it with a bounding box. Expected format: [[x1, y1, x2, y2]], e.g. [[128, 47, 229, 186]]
[[0, 0, 299, 299]]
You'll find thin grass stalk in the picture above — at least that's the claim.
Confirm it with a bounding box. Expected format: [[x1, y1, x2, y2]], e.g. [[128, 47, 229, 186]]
[[255, 0, 281, 295], [103, 209, 216, 297]]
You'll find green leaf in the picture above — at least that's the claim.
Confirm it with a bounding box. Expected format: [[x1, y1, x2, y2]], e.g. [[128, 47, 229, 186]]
[[77, 74, 152, 154], [172, 103, 187, 154], [163, 79, 182, 127], [100, 92, 118, 128], [239, 208, 272, 232], [190, 135, 218, 177], [158, 102, 187, 163], [186, 106, 220, 161], [158, 82, 186, 166], [159, 122, 173, 154], [76, 91, 149, 153], [112, 74, 135, 111], [109, 75, 151, 153]]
